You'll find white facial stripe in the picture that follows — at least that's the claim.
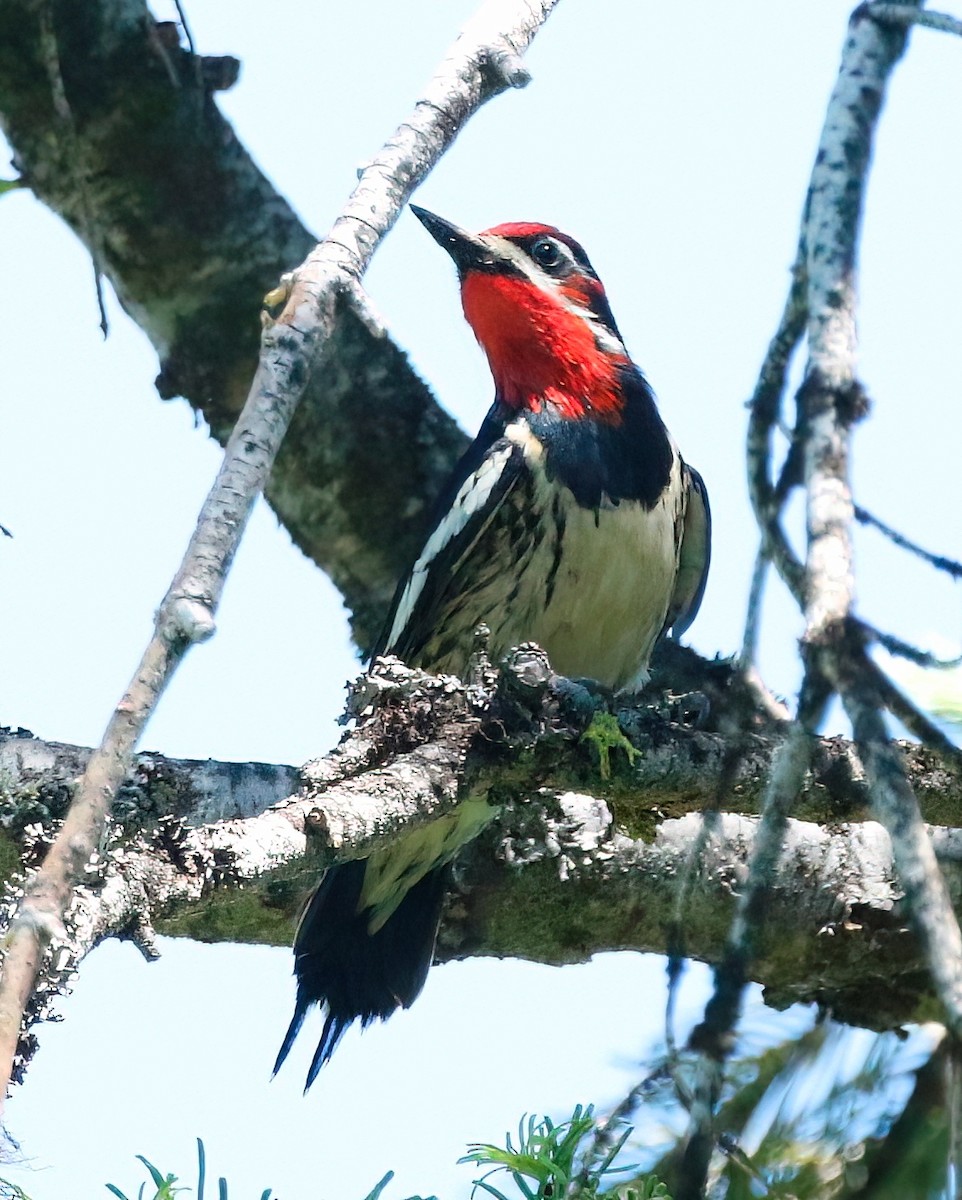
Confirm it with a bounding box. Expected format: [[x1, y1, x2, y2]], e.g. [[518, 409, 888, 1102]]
[[483, 235, 624, 357], [387, 443, 515, 649]]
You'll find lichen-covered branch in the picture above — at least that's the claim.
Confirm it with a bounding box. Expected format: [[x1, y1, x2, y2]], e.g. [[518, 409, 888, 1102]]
[[5, 653, 962, 1084]]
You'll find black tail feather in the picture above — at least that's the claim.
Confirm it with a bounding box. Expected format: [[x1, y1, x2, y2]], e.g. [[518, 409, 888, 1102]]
[[272, 996, 308, 1079], [304, 1012, 352, 1091], [275, 858, 448, 1089]]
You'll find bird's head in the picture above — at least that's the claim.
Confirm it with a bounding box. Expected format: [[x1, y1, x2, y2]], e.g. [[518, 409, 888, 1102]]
[[411, 205, 630, 421]]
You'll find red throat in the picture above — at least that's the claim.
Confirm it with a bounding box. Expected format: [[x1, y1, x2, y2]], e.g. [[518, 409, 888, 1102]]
[[460, 272, 628, 420]]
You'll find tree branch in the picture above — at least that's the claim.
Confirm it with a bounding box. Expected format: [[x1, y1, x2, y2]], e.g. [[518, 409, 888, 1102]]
[[0, 0, 561, 1107], [701, 4, 933, 1194], [855, 503, 962, 579], [5, 653, 962, 1082], [867, 2, 962, 38], [838, 649, 962, 1039], [788, 0, 962, 1049], [744, 245, 808, 609], [0, 0, 471, 649]]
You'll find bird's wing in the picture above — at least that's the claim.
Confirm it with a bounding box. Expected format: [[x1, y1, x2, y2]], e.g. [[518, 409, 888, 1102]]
[[668, 463, 711, 640], [375, 414, 529, 666]]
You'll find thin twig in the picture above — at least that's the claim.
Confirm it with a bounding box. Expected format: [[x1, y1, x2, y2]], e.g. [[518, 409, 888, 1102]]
[[172, 0, 202, 88], [741, 422, 810, 670], [869, 656, 962, 771], [864, 622, 962, 670], [868, 2, 962, 37], [677, 673, 829, 1200], [855, 503, 962, 579], [0, 0, 561, 1107], [744, 245, 808, 605], [172, 0, 197, 58], [664, 724, 762, 1063], [739, 546, 770, 668]]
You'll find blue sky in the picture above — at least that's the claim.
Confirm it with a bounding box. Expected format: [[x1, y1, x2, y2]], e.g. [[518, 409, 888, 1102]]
[[1, 1, 960, 1195]]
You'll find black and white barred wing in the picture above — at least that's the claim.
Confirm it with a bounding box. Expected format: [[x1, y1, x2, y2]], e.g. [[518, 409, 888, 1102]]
[[378, 435, 531, 673]]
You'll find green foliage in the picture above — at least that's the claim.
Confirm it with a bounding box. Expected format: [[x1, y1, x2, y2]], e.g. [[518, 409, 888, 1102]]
[[103, 1139, 272, 1200], [105, 1155, 184, 1199], [620, 1183, 671, 1200], [460, 1106, 671, 1199], [83, 1111, 670, 1200], [9, 1020, 938, 1199]]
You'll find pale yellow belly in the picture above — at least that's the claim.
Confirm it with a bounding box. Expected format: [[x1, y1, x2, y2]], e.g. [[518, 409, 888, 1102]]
[[414, 460, 683, 691], [487, 487, 679, 689]]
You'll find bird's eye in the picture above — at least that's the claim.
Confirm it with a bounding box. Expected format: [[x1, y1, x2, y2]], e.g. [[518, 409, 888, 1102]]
[[531, 237, 563, 269]]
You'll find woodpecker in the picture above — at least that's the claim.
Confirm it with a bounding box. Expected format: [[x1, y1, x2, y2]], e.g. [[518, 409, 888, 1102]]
[[275, 207, 711, 1089]]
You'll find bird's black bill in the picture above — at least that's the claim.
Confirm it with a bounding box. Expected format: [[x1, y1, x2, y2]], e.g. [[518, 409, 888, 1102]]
[[410, 204, 494, 273]]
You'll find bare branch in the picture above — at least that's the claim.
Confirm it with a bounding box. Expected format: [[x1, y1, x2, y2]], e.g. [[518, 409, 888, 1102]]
[[744, 246, 807, 605], [868, 2, 962, 38], [869, 659, 962, 770], [0, 0, 561, 1106], [840, 657, 962, 1039], [679, 671, 830, 1196], [786, 0, 962, 1051], [705, 4, 931, 1193], [863, 622, 962, 670], [796, 0, 914, 629], [855, 503, 962, 579]]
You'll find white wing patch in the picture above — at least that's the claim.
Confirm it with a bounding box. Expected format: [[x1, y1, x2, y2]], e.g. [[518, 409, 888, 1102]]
[[386, 443, 515, 649]]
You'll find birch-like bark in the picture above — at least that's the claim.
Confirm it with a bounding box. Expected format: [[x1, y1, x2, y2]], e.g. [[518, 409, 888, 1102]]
[[680, 6, 943, 1195], [797, 0, 962, 1045]]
